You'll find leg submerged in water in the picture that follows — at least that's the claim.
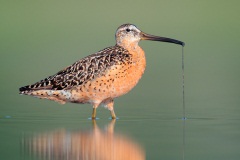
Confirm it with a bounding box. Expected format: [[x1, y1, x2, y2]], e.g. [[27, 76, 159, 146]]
[[91, 103, 100, 119], [103, 99, 116, 119], [91, 108, 97, 119]]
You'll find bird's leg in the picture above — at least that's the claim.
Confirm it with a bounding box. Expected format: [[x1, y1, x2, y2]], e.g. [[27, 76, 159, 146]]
[[91, 103, 99, 119], [110, 110, 116, 119], [91, 108, 97, 119], [104, 99, 116, 119]]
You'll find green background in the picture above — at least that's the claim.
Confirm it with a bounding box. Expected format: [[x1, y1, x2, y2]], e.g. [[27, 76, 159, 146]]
[[1, 1, 240, 159]]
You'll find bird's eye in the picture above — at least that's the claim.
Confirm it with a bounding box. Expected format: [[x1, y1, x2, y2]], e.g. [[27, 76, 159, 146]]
[[126, 28, 131, 32]]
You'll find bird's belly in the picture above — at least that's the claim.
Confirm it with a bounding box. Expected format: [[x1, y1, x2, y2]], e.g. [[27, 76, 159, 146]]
[[69, 61, 146, 104]]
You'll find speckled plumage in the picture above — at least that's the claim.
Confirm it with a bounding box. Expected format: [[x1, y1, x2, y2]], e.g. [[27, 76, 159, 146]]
[[19, 23, 184, 119], [19, 45, 131, 92]]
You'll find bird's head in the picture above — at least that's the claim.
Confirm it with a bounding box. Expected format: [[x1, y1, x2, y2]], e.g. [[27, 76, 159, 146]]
[[115, 24, 184, 48]]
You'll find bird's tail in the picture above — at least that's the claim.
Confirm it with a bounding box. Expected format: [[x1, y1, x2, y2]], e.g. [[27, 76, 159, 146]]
[[19, 85, 33, 94], [19, 85, 66, 104], [19, 78, 53, 95]]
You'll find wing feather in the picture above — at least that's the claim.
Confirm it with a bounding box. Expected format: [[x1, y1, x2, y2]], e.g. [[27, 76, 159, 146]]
[[19, 45, 131, 93]]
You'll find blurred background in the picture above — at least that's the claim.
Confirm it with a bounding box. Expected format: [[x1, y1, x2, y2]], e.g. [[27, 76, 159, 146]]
[[0, 1, 239, 160]]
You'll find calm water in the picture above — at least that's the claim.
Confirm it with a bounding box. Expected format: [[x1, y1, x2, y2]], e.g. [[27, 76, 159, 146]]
[[1, 1, 240, 159], [1, 102, 240, 160]]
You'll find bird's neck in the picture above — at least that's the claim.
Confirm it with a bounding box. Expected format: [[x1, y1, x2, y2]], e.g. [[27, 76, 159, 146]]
[[117, 40, 146, 67], [117, 39, 140, 52]]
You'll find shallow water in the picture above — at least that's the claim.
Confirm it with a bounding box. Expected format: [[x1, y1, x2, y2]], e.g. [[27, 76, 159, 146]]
[[1, 103, 240, 160], [1, 1, 240, 159]]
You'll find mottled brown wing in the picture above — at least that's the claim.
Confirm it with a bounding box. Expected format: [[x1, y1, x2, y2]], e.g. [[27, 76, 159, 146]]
[[19, 45, 132, 93]]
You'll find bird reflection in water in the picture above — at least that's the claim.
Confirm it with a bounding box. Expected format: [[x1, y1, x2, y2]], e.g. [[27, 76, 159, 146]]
[[22, 120, 145, 160]]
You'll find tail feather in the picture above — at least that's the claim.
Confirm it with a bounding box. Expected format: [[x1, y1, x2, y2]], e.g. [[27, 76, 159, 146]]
[[19, 87, 67, 104], [19, 85, 31, 94], [19, 81, 52, 94]]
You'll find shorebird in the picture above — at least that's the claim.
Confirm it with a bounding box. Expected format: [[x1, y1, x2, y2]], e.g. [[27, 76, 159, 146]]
[[19, 24, 184, 119]]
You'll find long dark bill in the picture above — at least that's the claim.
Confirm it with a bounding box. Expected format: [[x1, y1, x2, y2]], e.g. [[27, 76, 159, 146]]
[[141, 32, 185, 46]]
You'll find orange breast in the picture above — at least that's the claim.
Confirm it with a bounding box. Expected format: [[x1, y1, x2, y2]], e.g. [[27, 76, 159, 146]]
[[109, 45, 146, 97]]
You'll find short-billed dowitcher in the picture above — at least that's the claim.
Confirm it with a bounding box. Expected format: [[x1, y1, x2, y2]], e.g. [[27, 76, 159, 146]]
[[19, 24, 184, 119]]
